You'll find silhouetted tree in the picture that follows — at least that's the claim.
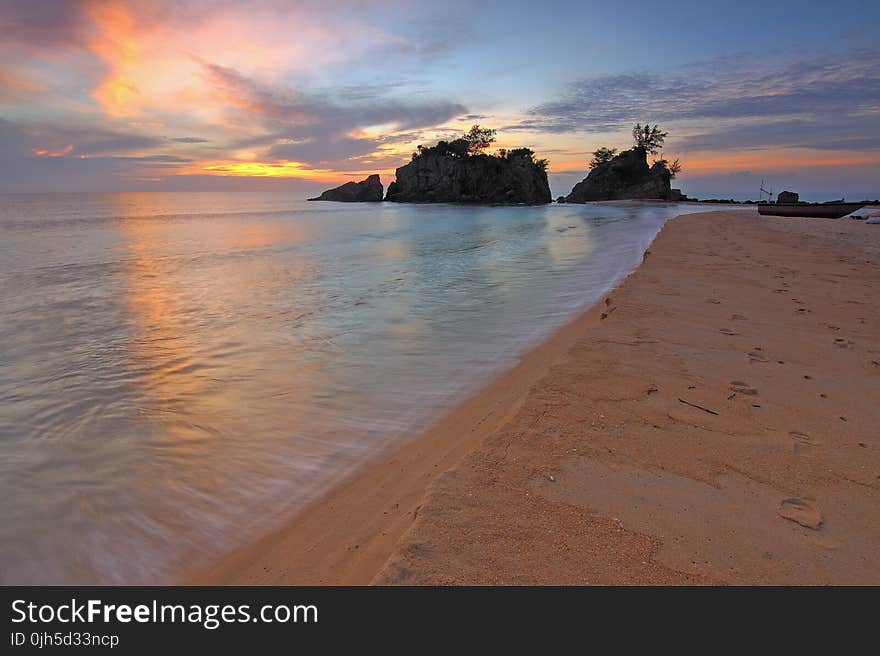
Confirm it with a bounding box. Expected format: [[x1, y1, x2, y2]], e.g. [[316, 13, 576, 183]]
[[507, 147, 535, 159], [590, 147, 617, 168], [652, 155, 683, 179], [464, 125, 496, 155], [416, 138, 469, 158], [632, 123, 668, 155]]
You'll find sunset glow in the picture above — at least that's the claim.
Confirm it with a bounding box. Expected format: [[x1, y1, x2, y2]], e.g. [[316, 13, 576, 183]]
[[1, 0, 878, 198]]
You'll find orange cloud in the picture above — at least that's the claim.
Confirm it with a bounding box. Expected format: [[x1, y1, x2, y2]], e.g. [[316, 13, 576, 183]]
[[33, 144, 74, 157], [86, 0, 142, 117]]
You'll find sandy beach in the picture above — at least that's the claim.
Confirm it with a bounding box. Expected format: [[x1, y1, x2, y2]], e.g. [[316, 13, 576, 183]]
[[193, 210, 880, 585]]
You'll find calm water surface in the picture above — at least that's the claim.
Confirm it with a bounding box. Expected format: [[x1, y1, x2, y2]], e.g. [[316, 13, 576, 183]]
[[0, 192, 716, 583]]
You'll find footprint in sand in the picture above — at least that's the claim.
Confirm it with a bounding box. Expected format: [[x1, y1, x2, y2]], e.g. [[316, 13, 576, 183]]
[[790, 431, 819, 456], [748, 351, 768, 363], [777, 498, 823, 530], [719, 328, 739, 336], [730, 381, 758, 395], [834, 338, 854, 349], [730, 314, 747, 321]]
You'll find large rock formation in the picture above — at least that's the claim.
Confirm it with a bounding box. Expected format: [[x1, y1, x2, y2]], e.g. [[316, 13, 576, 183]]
[[565, 147, 672, 202], [385, 150, 551, 204], [308, 174, 383, 202]]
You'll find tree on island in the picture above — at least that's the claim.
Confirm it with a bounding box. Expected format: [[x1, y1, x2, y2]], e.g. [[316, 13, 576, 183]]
[[412, 126, 547, 170], [652, 156, 682, 179], [413, 125, 496, 160], [463, 125, 496, 155], [586, 125, 680, 176], [632, 123, 668, 155], [501, 146, 549, 171], [589, 146, 618, 169]]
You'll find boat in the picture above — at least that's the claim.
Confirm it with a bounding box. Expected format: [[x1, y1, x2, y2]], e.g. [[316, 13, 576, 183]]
[[758, 201, 865, 219]]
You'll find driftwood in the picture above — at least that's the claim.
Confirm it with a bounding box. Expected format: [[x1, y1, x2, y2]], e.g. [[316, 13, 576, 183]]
[[678, 398, 719, 416]]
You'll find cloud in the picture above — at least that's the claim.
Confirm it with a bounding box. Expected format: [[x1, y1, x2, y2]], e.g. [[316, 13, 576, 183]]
[[200, 61, 467, 168], [678, 116, 880, 152], [201, 61, 466, 133], [0, 118, 163, 156], [0, 0, 91, 50], [167, 137, 210, 143], [514, 49, 880, 153]]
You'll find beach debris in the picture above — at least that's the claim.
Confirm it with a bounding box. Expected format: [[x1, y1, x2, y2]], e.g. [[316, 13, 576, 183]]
[[548, 475, 556, 482], [777, 498, 823, 530], [678, 398, 719, 416]]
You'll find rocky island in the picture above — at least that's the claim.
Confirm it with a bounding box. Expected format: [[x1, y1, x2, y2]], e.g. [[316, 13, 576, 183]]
[[565, 147, 673, 202], [385, 126, 551, 205], [565, 124, 682, 202], [308, 174, 383, 202]]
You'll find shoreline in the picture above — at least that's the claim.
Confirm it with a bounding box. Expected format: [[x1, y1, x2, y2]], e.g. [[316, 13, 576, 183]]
[[191, 209, 879, 585], [186, 259, 617, 584]]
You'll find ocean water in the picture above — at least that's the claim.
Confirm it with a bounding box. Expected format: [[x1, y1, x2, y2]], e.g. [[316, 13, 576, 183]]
[[0, 192, 721, 584]]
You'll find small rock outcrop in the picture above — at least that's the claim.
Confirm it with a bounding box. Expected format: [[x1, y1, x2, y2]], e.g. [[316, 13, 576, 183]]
[[777, 190, 799, 203], [308, 174, 383, 202], [385, 150, 551, 205], [565, 147, 672, 202]]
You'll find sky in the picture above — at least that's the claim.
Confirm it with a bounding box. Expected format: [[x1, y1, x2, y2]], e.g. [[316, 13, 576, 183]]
[[1, 0, 878, 199]]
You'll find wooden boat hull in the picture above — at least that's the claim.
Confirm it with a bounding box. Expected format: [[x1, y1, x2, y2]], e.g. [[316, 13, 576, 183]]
[[758, 202, 865, 219]]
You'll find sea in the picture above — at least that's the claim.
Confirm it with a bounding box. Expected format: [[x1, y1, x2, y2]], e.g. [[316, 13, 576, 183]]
[[0, 192, 732, 583]]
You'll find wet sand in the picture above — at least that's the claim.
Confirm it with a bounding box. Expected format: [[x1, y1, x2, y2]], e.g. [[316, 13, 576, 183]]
[[193, 210, 880, 585]]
